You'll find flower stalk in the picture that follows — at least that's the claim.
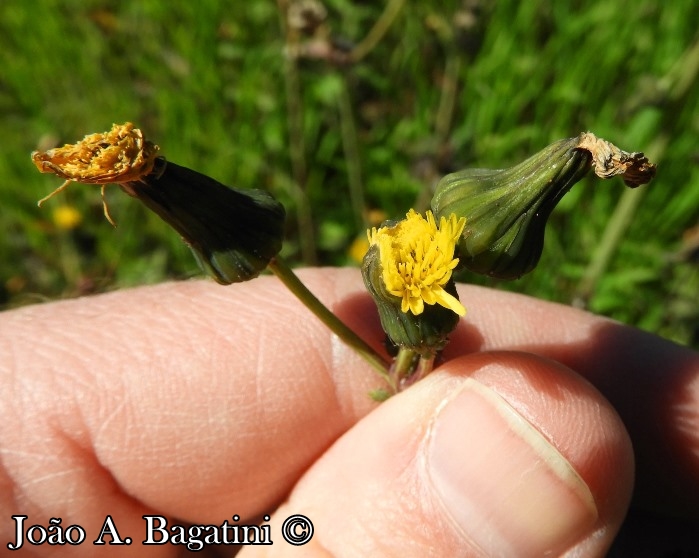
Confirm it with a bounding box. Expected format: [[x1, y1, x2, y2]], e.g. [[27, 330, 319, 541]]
[[267, 256, 390, 378]]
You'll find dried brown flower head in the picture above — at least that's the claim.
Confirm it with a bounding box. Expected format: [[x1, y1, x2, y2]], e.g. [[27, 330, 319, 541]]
[[577, 132, 656, 187], [32, 122, 159, 224], [32, 122, 286, 283]]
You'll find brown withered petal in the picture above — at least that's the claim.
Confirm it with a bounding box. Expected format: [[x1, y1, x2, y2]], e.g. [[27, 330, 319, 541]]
[[576, 132, 656, 187], [32, 122, 160, 225], [32, 122, 159, 186]]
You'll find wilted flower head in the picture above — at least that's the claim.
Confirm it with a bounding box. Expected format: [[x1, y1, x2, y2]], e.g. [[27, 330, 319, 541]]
[[32, 123, 159, 224], [32, 122, 285, 283], [32, 122, 159, 185]]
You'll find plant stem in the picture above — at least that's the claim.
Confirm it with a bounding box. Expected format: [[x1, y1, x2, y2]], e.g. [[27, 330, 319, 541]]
[[268, 257, 390, 379], [338, 74, 367, 231], [349, 0, 405, 63], [392, 348, 436, 391], [415, 45, 461, 213], [391, 347, 418, 392], [574, 186, 647, 306], [417, 354, 436, 382], [575, 36, 699, 307], [277, 1, 317, 265]]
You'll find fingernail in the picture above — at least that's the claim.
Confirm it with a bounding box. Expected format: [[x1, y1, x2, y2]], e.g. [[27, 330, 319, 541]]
[[426, 378, 598, 557]]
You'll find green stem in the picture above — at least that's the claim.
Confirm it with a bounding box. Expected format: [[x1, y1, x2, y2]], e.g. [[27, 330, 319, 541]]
[[278, 1, 317, 265], [416, 354, 436, 382], [414, 46, 461, 213], [338, 75, 367, 231], [392, 349, 436, 391], [349, 0, 405, 63], [574, 186, 647, 306], [391, 347, 419, 391], [268, 257, 390, 379], [575, 36, 699, 307], [434, 51, 461, 145]]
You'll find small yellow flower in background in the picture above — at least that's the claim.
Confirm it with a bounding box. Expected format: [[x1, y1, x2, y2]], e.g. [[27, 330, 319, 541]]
[[347, 209, 389, 264], [347, 235, 370, 264], [368, 209, 466, 316], [51, 205, 83, 230]]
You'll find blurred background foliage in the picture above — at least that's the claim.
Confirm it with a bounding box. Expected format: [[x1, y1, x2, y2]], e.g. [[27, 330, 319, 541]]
[[0, 0, 697, 348]]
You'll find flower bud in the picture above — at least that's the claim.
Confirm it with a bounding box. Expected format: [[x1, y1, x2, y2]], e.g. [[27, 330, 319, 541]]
[[361, 209, 465, 355], [431, 133, 656, 280], [431, 137, 590, 279]]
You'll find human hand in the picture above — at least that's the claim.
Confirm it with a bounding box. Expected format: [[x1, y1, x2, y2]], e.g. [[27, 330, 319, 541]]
[[1, 268, 697, 556]]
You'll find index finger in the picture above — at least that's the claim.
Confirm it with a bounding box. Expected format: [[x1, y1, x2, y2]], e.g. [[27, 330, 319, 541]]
[[1, 267, 697, 530]]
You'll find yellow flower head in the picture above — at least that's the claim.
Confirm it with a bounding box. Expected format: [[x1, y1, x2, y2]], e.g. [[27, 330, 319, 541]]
[[368, 209, 466, 316], [51, 204, 83, 230]]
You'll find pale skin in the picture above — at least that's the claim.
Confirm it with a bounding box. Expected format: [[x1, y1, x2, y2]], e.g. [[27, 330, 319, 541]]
[[1, 268, 697, 557]]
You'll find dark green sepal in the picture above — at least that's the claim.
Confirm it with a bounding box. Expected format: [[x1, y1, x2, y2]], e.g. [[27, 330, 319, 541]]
[[122, 158, 285, 284]]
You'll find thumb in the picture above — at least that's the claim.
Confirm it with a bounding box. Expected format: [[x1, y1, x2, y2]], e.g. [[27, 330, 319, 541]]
[[257, 352, 634, 557]]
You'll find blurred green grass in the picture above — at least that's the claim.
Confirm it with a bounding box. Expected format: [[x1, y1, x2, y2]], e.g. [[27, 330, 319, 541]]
[[0, 0, 697, 348]]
